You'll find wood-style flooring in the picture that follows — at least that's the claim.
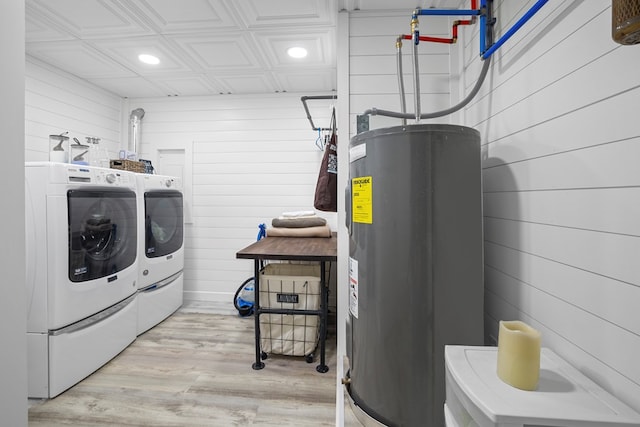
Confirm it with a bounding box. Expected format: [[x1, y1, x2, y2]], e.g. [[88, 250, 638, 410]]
[[28, 305, 361, 426]]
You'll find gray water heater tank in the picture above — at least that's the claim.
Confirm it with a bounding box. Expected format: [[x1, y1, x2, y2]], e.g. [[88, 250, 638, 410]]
[[346, 124, 484, 427]]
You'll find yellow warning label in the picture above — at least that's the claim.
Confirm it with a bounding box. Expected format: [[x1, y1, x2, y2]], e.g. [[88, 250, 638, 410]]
[[352, 176, 372, 224]]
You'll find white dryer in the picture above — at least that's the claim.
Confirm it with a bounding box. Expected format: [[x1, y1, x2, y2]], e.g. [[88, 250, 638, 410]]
[[136, 173, 184, 335], [25, 162, 139, 398]]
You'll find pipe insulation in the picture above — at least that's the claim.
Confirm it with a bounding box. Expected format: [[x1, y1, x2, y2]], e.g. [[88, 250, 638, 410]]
[[364, 3, 494, 121], [363, 56, 490, 120], [412, 38, 421, 122], [481, 0, 548, 59], [363, 0, 548, 121], [396, 37, 407, 125]]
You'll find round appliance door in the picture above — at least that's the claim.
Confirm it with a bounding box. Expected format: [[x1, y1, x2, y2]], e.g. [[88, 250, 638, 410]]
[[144, 190, 184, 258], [68, 189, 137, 282]]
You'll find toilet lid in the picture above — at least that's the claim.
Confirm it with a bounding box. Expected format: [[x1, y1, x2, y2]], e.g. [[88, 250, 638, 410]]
[[445, 346, 640, 426]]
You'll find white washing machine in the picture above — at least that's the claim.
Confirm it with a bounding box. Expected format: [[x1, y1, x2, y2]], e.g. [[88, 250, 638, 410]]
[[25, 162, 139, 398], [136, 173, 184, 335]]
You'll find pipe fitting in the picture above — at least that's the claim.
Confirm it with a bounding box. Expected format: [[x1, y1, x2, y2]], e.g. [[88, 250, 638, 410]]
[[410, 16, 419, 34], [411, 9, 420, 45]]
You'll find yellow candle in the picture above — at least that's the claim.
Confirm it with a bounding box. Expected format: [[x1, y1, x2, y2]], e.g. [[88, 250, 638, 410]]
[[496, 320, 541, 391]]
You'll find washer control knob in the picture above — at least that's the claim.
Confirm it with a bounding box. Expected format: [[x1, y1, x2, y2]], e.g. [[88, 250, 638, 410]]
[[105, 173, 116, 184], [165, 179, 173, 188]]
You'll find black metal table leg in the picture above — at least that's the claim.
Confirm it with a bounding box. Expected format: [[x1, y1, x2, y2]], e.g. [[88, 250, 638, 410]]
[[252, 259, 264, 370], [316, 260, 329, 373], [237, 235, 336, 374]]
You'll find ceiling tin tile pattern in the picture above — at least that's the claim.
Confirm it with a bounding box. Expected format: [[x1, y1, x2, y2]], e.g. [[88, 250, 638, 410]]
[[25, 0, 462, 97], [25, 0, 339, 97], [134, 0, 239, 33]]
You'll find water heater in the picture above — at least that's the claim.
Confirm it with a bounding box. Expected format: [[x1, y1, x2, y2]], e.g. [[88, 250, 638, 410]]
[[346, 124, 484, 426]]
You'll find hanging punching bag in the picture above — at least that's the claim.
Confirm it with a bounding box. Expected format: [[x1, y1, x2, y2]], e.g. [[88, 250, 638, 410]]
[[612, 0, 640, 45]]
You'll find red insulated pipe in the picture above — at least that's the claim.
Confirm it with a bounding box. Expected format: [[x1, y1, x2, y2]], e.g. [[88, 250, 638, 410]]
[[405, 0, 478, 44], [452, 18, 475, 41], [402, 34, 454, 44]]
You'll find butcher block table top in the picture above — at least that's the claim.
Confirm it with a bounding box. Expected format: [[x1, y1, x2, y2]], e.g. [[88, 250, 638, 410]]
[[236, 233, 337, 262]]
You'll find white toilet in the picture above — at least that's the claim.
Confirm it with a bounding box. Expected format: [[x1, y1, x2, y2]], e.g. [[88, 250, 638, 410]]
[[444, 346, 640, 427]]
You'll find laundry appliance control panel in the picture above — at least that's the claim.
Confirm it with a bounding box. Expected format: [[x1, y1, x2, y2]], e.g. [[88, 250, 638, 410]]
[[60, 165, 136, 188]]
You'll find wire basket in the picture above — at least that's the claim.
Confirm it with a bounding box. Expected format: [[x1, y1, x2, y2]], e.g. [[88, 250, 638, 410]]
[[110, 159, 146, 173], [259, 263, 321, 358]]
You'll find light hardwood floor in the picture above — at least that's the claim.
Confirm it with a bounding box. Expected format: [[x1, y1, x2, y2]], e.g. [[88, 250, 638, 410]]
[[29, 305, 361, 426]]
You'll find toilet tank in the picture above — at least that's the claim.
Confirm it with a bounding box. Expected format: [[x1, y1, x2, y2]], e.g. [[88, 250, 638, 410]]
[[444, 346, 640, 427]]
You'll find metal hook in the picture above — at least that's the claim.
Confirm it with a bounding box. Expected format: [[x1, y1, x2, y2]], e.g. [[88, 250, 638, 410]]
[[315, 128, 324, 150]]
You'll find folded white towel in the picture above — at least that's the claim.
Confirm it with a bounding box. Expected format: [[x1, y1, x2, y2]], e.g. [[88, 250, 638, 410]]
[[281, 210, 316, 218], [266, 224, 332, 238]]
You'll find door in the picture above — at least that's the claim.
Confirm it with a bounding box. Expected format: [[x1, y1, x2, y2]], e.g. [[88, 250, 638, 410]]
[[157, 148, 184, 180]]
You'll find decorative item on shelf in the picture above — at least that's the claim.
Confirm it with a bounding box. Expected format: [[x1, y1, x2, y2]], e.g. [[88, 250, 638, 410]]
[[110, 159, 146, 173], [612, 0, 640, 45], [118, 150, 137, 161], [87, 137, 109, 168], [70, 138, 90, 166], [496, 320, 541, 391], [138, 159, 154, 174], [49, 132, 69, 163]]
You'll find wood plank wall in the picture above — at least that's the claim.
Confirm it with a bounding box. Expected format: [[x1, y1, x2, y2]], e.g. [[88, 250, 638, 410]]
[[127, 94, 337, 305], [24, 58, 337, 309], [344, 1, 640, 414], [462, 0, 640, 412], [348, 10, 455, 133], [2, 3, 27, 424], [24, 1, 640, 413], [25, 57, 123, 162]]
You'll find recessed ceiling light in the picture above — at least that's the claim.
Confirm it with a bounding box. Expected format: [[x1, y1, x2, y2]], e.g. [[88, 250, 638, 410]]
[[138, 54, 160, 65], [287, 47, 308, 59]]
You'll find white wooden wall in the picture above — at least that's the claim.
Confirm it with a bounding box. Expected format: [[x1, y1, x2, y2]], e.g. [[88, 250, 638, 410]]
[[343, 1, 640, 416], [127, 94, 337, 304], [462, 0, 640, 412], [2, 1, 27, 424], [348, 10, 458, 133], [23, 1, 640, 415], [23, 59, 337, 307], [25, 57, 123, 162]]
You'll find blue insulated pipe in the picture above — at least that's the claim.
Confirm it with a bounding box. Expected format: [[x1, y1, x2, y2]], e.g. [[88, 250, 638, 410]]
[[480, 0, 487, 54], [362, 0, 549, 121], [482, 0, 548, 59], [417, 8, 481, 16]]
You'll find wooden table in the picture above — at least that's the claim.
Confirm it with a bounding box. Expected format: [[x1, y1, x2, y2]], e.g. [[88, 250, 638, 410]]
[[236, 234, 337, 372]]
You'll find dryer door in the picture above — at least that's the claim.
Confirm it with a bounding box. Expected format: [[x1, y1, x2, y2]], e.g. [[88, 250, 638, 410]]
[[68, 189, 137, 282], [144, 190, 184, 258]]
